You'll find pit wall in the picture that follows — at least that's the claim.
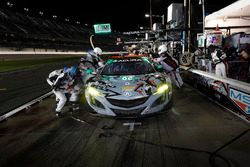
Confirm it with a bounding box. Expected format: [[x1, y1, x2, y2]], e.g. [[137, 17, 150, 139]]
[[181, 67, 250, 121]]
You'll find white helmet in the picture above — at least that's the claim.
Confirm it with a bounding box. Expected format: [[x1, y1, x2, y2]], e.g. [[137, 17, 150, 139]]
[[93, 47, 102, 55], [214, 49, 227, 60], [158, 44, 167, 55]]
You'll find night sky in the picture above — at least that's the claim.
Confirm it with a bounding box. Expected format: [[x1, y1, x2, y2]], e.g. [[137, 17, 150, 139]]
[[0, 0, 238, 31]]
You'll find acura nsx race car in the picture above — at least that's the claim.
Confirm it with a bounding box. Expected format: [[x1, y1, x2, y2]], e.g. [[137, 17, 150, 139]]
[[84, 55, 172, 117]]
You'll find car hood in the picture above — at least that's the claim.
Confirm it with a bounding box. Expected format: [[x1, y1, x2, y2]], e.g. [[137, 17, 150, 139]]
[[86, 73, 170, 99]]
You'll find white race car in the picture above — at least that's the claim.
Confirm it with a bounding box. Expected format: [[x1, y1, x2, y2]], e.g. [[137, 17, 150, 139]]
[[84, 55, 172, 117]]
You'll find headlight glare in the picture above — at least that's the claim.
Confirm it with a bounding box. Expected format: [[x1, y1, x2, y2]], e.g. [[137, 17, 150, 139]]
[[87, 87, 103, 97], [154, 84, 169, 95]]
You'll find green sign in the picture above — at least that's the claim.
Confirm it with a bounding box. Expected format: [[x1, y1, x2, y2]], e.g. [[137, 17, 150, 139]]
[[197, 33, 205, 48], [93, 23, 111, 34]]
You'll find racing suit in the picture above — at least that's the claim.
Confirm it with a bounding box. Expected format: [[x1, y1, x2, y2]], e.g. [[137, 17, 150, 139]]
[[79, 57, 97, 84], [46, 69, 67, 113], [211, 49, 228, 77], [66, 72, 81, 103], [154, 54, 183, 88], [85, 50, 104, 69]]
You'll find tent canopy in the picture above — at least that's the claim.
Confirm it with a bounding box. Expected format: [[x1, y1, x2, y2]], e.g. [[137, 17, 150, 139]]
[[205, 0, 250, 34]]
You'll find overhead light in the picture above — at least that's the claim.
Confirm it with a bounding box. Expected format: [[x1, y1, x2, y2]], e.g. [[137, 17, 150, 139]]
[[39, 11, 44, 16], [6, 2, 13, 7], [24, 8, 29, 12]]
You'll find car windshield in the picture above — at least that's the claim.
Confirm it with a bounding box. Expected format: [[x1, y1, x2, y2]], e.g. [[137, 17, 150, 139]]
[[101, 59, 155, 75]]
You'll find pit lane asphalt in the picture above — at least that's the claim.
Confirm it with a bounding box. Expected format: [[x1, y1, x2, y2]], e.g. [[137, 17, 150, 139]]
[[0, 60, 78, 115], [0, 84, 249, 167]]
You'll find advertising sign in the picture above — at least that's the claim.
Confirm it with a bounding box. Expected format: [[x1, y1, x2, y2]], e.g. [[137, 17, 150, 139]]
[[197, 33, 205, 47], [93, 23, 111, 34], [229, 88, 250, 115], [206, 34, 222, 47]]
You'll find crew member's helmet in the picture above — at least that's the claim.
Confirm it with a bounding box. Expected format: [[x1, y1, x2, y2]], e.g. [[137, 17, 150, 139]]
[[215, 49, 227, 60], [93, 47, 102, 55], [158, 44, 168, 55], [68, 66, 78, 77], [63, 66, 68, 72]]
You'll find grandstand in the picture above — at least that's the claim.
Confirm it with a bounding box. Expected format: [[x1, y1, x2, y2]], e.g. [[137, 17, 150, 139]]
[[0, 8, 123, 51]]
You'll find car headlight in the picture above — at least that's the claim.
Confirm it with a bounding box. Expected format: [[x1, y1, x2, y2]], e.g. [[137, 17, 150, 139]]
[[153, 84, 169, 95], [87, 87, 103, 97]]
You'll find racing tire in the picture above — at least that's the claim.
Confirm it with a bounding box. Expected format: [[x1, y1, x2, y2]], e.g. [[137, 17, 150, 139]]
[[179, 52, 191, 66]]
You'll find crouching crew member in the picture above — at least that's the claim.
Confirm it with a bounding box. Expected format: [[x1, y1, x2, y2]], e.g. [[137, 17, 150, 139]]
[[46, 66, 80, 117]]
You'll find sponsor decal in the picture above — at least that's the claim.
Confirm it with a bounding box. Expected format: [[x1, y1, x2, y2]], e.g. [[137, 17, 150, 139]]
[[121, 76, 134, 81], [122, 86, 135, 91], [210, 80, 228, 96], [125, 82, 130, 85], [195, 75, 212, 88], [117, 59, 142, 62], [123, 91, 132, 97], [229, 88, 250, 114]]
